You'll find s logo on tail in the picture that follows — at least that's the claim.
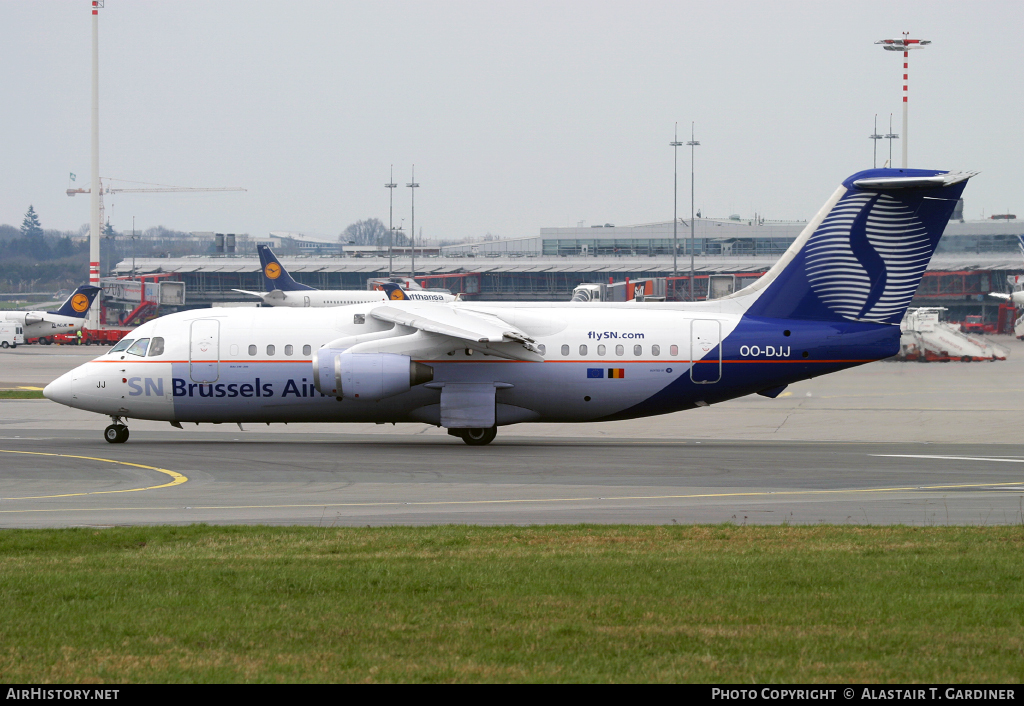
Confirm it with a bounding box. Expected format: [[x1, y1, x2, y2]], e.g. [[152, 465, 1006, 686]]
[[743, 168, 975, 325], [805, 191, 930, 323]]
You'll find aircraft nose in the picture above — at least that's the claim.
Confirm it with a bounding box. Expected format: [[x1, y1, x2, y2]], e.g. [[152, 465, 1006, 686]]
[[43, 371, 73, 406]]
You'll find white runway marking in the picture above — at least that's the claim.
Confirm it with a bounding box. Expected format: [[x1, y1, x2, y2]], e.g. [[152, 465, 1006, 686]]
[[872, 454, 1024, 464]]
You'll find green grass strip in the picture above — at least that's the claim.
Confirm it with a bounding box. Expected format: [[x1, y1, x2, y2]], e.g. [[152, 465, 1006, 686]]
[[0, 389, 45, 399], [0, 524, 1022, 683]]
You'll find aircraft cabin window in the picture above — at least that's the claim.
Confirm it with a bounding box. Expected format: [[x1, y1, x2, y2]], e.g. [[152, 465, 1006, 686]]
[[537, 344, 546, 355], [302, 344, 311, 356], [670, 344, 679, 356], [285, 344, 294, 356], [652, 344, 660, 356], [579, 344, 588, 356], [615, 344, 624, 356], [267, 345, 276, 356], [148, 337, 165, 357], [126, 338, 150, 357], [248, 345, 257, 356], [597, 344, 606, 356], [110, 339, 134, 353], [560, 344, 569, 356], [634, 344, 642, 356]]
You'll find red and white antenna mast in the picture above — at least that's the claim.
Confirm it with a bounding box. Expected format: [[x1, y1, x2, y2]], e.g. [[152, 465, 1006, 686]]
[[876, 33, 930, 169], [88, 0, 104, 330]]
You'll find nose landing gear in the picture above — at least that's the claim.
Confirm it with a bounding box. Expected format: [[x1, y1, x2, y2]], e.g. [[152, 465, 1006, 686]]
[[104, 416, 130, 444]]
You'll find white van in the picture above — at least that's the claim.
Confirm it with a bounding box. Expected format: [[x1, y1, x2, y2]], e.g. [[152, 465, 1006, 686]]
[[0, 323, 24, 349]]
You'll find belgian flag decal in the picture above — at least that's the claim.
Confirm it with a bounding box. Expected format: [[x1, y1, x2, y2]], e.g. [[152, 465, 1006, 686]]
[[608, 368, 625, 379]]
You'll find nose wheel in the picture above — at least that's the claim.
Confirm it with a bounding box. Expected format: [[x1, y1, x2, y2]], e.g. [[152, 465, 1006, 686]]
[[104, 422, 130, 444]]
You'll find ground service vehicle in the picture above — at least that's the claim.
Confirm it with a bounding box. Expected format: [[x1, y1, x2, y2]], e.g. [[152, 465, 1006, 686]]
[[0, 323, 24, 349]]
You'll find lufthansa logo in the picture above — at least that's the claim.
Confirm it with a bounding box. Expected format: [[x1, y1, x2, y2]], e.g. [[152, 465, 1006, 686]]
[[389, 289, 406, 300], [265, 263, 282, 280], [70, 293, 90, 313]]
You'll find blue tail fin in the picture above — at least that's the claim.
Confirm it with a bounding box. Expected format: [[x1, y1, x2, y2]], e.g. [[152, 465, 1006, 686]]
[[379, 283, 409, 300], [48, 285, 100, 318], [257, 245, 314, 292], [742, 168, 975, 324], [1017, 234, 1024, 261]]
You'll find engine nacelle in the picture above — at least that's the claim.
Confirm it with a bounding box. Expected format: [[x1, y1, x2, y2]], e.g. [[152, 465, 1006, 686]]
[[311, 351, 432, 401]]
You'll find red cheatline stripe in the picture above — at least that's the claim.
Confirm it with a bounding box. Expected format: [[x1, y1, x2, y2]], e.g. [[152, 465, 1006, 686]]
[[92, 358, 875, 365]]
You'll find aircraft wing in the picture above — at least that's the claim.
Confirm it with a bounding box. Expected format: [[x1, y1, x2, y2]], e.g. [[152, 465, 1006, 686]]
[[231, 289, 268, 299], [365, 303, 543, 361]]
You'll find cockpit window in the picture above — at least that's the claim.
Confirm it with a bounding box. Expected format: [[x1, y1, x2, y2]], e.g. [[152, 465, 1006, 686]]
[[148, 337, 165, 357], [126, 338, 150, 357], [110, 338, 134, 353]]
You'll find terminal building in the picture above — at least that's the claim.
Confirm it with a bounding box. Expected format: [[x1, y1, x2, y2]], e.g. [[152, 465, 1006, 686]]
[[109, 215, 1024, 323]]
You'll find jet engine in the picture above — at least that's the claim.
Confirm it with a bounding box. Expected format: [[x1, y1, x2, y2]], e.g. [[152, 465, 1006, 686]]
[[311, 350, 433, 401]]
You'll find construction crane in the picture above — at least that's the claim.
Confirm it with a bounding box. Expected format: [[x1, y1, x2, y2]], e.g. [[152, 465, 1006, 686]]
[[67, 177, 246, 232]]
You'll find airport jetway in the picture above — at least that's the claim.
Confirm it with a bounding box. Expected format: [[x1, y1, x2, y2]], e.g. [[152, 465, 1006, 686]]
[[899, 308, 1008, 362]]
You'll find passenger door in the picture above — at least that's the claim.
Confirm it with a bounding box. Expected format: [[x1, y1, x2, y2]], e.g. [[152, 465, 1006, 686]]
[[690, 319, 722, 384], [190, 319, 220, 383]]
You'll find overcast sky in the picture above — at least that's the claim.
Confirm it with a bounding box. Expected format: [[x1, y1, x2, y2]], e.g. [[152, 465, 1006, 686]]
[[3, 1, 1022, 242]]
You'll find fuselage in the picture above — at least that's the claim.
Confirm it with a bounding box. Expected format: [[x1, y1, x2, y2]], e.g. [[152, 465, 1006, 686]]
[[0, 310, 87, 340], [254, 289, 454, 307], [45, 301, 898, 426]]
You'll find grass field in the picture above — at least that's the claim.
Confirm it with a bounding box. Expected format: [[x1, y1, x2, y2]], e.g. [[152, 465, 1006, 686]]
[[0, 525, 1022, 683], [0, 389, 45, 399]]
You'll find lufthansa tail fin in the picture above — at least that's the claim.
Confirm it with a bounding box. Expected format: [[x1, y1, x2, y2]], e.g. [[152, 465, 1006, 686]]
[[257, 245, 314, 292], [739, 168, 976, 324], [379, 283, 409, 300], [48, 285, 100, 319]]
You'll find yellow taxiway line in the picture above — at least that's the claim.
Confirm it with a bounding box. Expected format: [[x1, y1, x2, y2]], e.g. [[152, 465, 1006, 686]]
[[0, 450, 187, 500]]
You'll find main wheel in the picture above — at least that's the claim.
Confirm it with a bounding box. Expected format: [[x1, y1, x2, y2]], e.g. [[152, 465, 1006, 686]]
[[104, 424, 129, 444], [461, 427, 497, 446]]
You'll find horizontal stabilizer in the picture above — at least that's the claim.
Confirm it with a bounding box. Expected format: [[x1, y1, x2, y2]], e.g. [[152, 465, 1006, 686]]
[[853, 171, 977, 190]]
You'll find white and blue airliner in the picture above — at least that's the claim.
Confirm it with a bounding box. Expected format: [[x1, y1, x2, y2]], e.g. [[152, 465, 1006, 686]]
[[44, 168, 974, 445]]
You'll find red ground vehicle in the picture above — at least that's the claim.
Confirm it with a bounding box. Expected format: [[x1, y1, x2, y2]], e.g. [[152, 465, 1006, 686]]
[[959, 315, 996, 334], [43, 328, 131, 346]]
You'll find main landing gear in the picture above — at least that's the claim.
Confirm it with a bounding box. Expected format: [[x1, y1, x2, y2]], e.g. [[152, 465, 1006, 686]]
[[449, 426, 498, 446], [104, 416, 129, 444]]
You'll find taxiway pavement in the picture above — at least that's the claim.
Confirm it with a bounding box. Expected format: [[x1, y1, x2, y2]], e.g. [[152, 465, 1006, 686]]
[[1, 339, 1021, 527]]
